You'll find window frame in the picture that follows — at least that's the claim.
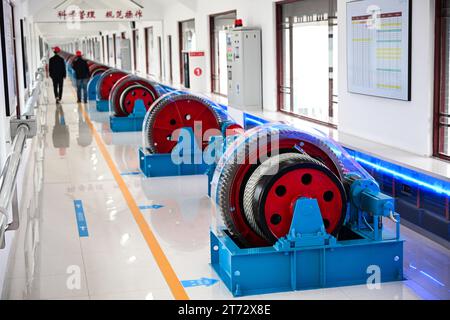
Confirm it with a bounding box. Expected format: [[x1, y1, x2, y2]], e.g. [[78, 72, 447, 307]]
[[113, 33, 117, 66], [133, 28, 139, 71], [168, 34, 173, 84], [158, 36, 163, 80], [145, 27, 151, 76], [102, 35, 106, 63], [209, 10, 237, 96], [434, 0, 450, 161], [0, 0, 20, 116], [276, 0, 338, 129], [178, 18, 195, 86]]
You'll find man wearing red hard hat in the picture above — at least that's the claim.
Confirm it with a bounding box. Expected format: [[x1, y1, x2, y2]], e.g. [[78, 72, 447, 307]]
[[71, 50, 90, 103], [48, 46, 66, 103]]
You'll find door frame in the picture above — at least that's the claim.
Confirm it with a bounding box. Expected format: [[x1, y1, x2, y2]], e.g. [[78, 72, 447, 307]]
[[209, 10, 237, 96]]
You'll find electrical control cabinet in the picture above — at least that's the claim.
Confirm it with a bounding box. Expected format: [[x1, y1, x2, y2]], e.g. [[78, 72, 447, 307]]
[[227, 28, 262, 111]]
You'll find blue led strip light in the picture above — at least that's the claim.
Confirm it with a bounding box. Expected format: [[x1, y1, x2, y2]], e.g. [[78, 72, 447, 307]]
[[237, 112, 450, 198], [121, 172, 141, 176], [244, 114, 270, 127], [346, 149, 450, 198]]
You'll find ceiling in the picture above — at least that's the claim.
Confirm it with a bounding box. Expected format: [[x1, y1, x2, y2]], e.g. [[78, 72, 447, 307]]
[[22, 0, 195, 16], [20, 0, 196, 45]]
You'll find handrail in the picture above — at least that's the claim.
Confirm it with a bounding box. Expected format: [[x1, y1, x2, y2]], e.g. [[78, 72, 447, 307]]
[[22, 64, 45, 117], [22, 84, 41, 117], [0, 60, 46, 249], [0, 126, 28, 249]]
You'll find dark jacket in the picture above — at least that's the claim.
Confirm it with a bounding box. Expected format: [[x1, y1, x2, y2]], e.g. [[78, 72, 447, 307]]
[[72, 57, 90, 80], [49, 54, 66, 80]]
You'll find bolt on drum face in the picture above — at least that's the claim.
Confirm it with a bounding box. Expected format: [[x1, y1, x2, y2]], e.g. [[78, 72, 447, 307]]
[[211, 124, 348, 248]]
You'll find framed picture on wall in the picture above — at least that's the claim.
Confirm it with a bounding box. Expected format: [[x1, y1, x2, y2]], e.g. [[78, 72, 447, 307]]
[[347, 0, 412, 101]]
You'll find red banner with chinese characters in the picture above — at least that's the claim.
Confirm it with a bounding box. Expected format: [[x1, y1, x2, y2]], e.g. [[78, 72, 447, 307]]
[[57, 9, 143, 21]]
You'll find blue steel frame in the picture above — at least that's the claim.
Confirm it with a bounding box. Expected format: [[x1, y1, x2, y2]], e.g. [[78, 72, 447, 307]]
[[139, 122, 239, 178], [211, 198, 404, 297], [88, 74, 101, 101], [109, 99, 147, 133], [139, 127, 209, 178], [96, 99, 109, 112]]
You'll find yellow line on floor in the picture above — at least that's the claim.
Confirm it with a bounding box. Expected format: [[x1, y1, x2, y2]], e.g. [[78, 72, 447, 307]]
[[76, 98, 189, 300]]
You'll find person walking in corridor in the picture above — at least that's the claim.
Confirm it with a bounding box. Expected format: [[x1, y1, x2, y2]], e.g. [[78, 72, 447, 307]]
[[48, 47, 66, 103], [71, 51, 90, 103]]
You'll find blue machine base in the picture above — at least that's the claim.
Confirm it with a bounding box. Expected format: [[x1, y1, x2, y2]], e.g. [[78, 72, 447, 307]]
[[96, 100, 109, 112], [110, 115, 144, 132], [88, 75, 101, 101], [139, 148, 209, 178], [210, 231, 403, 297]]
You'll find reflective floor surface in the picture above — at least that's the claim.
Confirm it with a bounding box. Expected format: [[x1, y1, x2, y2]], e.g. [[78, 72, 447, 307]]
[[3, 80, 449, 300]]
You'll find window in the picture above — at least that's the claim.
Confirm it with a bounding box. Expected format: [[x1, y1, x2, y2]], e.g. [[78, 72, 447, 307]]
[[178, 19, 196, 85], [0, 0, 19, 116], [94, 39, 101, 62], [91, 39, 95, 58], [210, 11, 236, 96], [277, 0, 338, 127], [145, 27, 157, 78], [119, 32, 132, 71], [133, 29, 140, 72], [168, 35, 173, 83], [113, 34, 117, 66], [115, 34, 121, 68], [102, 35, 107, 64], [158, 36, 163, 80], [435, 0, 450, 160], [108, 36, 114, 66], [20, 19, 28, 89], [106, 36, 110, 63]]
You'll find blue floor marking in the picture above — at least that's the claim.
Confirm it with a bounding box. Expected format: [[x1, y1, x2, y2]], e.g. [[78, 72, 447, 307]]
[[139, 205, 164, 210], [121, 172, 141, 176], [74, 200, 89, 237], [181, 278, 219, 288]]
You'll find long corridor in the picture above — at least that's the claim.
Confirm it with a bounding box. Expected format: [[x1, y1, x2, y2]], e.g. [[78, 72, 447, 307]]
[[2, 80, 449, 300]]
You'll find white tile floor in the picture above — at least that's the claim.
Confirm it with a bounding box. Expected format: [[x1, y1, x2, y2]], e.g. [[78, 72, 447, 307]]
[[3, 80, 449, 300]]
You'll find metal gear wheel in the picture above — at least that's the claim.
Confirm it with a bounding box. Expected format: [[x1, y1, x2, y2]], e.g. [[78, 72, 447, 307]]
[[143, 93, 226, 154], [212, 124, 347, 247]]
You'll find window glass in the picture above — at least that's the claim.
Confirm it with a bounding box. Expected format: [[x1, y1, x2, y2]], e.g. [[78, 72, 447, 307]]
[[278, 0, 338, 126], [436, 0, 450, 158]]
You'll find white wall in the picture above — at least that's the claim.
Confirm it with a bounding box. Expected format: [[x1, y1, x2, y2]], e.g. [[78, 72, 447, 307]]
[[0, 27, 7, 168], [160, 0, 437, 157], [0, 1, 43, 297], [162, 0, 280, 110], [338, 0, 436, 156], [57, 0, 439, 157]]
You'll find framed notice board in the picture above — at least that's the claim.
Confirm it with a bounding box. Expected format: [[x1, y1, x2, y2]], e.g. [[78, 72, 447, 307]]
[[347, 0, 411, 101]]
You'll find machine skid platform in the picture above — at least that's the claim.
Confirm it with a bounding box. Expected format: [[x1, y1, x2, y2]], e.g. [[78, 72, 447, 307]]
[[139, 148, 208, 178], [88, 75, 101, 101], [96, 99, 109, 112], [110, 100, 146, 133], [139, 128, 209, 178], [210, 199, 404, 297]]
